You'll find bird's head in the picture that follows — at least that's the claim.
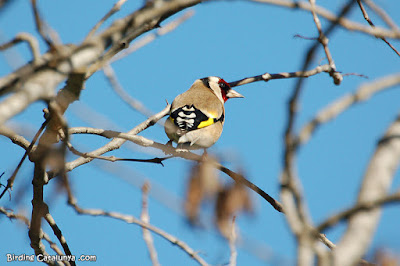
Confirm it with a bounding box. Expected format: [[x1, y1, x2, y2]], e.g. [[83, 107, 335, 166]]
[[201, 76, 244, 104]]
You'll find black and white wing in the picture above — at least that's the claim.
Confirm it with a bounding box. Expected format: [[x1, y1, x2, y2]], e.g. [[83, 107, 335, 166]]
[[170, 104, 223, 132]]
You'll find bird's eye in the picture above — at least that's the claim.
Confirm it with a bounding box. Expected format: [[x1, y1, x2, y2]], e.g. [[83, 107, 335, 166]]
[[219, 81, 229, 91]]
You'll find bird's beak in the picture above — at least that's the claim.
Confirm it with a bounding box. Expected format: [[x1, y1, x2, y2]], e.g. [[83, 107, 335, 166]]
[[226, 89, 244, 99]]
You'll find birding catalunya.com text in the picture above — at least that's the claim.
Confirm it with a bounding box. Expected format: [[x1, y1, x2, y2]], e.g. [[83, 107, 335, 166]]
[[6, 253, 97, 263]]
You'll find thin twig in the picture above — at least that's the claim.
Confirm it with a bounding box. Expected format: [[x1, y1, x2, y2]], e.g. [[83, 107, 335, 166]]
[[295, 72, 400, 147], [43, 205, 76, 266], [280, 2, 357, 264], [110, 10, 195, 63], [217, 164, 283, 213], [66, 141, 170, 166], [0, 33, 40, 63], [229, 64, 336, 87], [68, 197, 209, 266], [0, 118, 49, 200], [285, 0, 356, 224], [66, 127, 284, 213], [42, 237, 68, 265], [79, 153, 280, 264], [0, 0, 202, 101], [0, 206, 30, 224], [0, 126, 32, 151], [85, 0, 127, 41], [229, 216, 238, 266], [318, 190, 400, 233], [31, 0, 57, 49], [362, 0, 399, 31], [309, 0, 342, 84], [85, 5, 195, 78], [103, 64, 154, 117], [141, 182, 160, 266], [332, 114, 400, 265], [357, 0, 400, 57], [0, 207, 66, 265], [52, 104, 171, 177], [251, 0, 400, 39]]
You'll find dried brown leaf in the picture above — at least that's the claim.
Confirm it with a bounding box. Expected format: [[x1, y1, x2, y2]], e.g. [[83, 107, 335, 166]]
[[215, 182, 252, 238], [184, 154, 220, 223]]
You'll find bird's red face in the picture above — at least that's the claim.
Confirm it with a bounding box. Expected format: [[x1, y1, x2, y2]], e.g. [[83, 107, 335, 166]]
[[200, 76, 244, 103], [218, 79, 231, 102], [218, 78, 244, 102]]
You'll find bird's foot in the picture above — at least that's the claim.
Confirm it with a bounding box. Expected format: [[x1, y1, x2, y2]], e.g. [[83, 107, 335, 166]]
[[176, 148, 189, 153], [176, 143, 190, 153]]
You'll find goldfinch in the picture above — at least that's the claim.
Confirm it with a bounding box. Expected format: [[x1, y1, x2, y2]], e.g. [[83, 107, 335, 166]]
[[164, 76, 244, 149]]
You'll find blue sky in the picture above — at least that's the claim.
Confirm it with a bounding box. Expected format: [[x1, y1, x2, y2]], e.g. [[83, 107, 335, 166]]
[[0, 0, 399, 265]]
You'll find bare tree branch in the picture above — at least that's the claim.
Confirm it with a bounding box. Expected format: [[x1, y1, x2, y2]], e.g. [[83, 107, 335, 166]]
[[66, 126, 284, 213], [110, 10, 194, 63], [296, 72, 400, 147], [0, 126, 32, 151], [280, 2, 356, 265], [141, 183, 160, 266], [66, 141, 169, 165], [85, 0, 128, 41], [102, 11, 194, 117], [43, 205, 76, 266], [229, 216, 238, 266], [229, 64, 337, 87], [332, 113, 400, 265], [0, 0, 201, 125], [357, 0, 400, 57], [103, 64, 153, 117], [0, 118, 48, 200], [362, 0, 399, 31], [0, 32, 40, 63], [29, 162, 51, 262], [318, 190, 400, 232], [68, 197, 210, 266], [26, 70, 84, 260], [309, 0, 342, 84], [1, 1, 399, 265], [30, 0, 58, 49], [56, 104, 171, 176], [251, 0, 400, 39], [0, 206, 30, 224], [0, 207, 66, 265]]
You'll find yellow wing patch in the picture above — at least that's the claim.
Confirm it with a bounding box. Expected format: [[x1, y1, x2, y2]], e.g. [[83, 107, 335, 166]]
[[198, 117, 215, 129], [197, 111, 218, 129]]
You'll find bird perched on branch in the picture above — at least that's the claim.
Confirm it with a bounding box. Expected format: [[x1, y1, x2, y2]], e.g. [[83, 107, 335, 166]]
[[164, 76, 244, 150]]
